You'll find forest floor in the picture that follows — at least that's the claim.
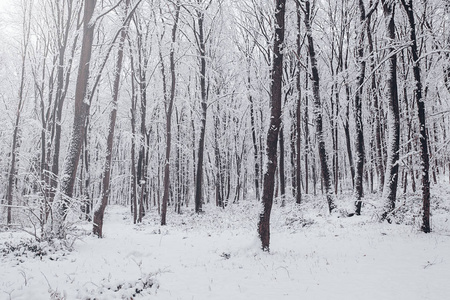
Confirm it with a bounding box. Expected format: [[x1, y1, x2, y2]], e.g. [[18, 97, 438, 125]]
[[1, 183, 450, 300]]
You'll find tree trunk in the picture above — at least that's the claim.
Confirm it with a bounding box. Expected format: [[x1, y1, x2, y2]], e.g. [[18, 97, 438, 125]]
[[50, 2, 80, 209], [258, 0, 286, 251], [194, 3, 208, 214], [161, 1, 180, 226], [93, 0, 130, 237], [354, 0, 367, 215], [366, 0, 384, 192], [400, 0, 431, 232], [51, 0, 96, 238], [304, 0, 336, 213], [249, 90, 260, 201], [279, 124, 286, 206], [381, 0, 400, 221]]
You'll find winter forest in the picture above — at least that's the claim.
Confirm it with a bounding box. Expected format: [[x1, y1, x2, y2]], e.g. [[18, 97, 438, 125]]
[[0, 0, 450, 299]]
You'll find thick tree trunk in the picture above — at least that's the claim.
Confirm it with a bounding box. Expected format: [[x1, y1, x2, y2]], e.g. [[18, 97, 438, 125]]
[[194, 3, 208, 214], [400, 0, 431, 232], [258, 0, 286, 251], [381, 1, 400, 221], [136, 23, 149, 223], [354, 0, 367, 215], [304, 0, 336, 213], [51, 0, 96, 238], [50, 2, 80, 209]]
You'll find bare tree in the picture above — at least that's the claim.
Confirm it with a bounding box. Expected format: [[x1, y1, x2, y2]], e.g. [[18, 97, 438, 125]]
[[380, 0, 400, 221], [161, 0, 181, 226], [193, 0, 212, 213], [6, 1, 31, 224], [303, 0, 336, 213], [354, 0, 378, 214], [400, 0, 430, 233], [93, 0, 131, 238], [258, 0, 286, 251], [50, 0, 97, 238]]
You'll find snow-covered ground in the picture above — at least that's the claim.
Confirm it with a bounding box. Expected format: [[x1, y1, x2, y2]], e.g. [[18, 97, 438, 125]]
[[1, 185, 450, 300]]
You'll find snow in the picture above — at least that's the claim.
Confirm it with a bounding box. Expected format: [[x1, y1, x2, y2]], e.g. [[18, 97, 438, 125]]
[[1, 187, 450, 300]]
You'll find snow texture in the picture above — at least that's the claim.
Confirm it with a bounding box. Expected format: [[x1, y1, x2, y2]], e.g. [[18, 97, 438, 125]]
[[1, 185, 450, 300]]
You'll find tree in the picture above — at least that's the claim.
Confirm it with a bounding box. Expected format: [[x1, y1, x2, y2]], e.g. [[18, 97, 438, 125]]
[[161, 0, 181, 226], [193, 0, 212, 214], [400, 0, 431, 233], [50, 0, 97, 238], [380, 0, 400, 221], [258, 0, 286, 251], [354, 0, 378, 214], [295, 0, 302, 204], [6, 1, 31, 224], [303, 0, 336, 213], [93, 0, 131, 238]]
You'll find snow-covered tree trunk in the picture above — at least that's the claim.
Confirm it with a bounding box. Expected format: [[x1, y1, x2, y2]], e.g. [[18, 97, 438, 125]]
[[400, 0, 431, 233], [93, 0, 130, 238], [295, 1, 302, 204], [194, 0, 209, 214], [161, 1, 180, 226], [381, 0, 400, 221], [50, 0, 96, 239], [6, 5, 30, 223], [49, 1, 81, 210], [366, 0, 385, 192], [304, 0, 336, 213], [258, 0, 286, 251], [354, 0, 368, 215]]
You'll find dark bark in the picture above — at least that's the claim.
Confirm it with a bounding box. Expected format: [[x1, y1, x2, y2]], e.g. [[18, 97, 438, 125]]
[[304, 63, 310, 195], [131, 95, 138, 224], [279, 124, 286, 205], [400, 0, 431, 232], [381, 0, 400, 221], [295, 59, 302, 204], [343, 96, 355, 189], [194, 2, 208, 214], [304, 0, 336, 213], [366, 1, 384, 192], [93, 0, 130, 237], [249, 92, 260, 201], [161, 1, 180, 226], [354, 0, 367, 215], [258, 0, 286, 251], [134, 14, 150, 223]]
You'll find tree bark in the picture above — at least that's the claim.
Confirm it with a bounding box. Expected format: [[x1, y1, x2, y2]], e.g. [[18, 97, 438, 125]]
[[400, 0, 431, 232], [381, 0, 400, 221], [304, 0, 336, 213], [258, 0, 286, 251], [161, 1, 180, 226], [194, 1, 209, 214], [51, 0, 96, 238], [248, 80, 260, 201], [93, 0, 130, 237], [354, 0, 367, 215], [366, 0, 384, 192]]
